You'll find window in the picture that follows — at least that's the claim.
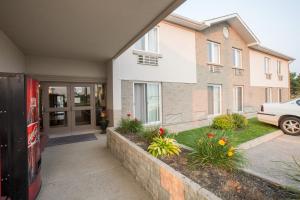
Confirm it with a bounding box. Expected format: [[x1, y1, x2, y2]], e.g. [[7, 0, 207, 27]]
[[264, 57, 271, 74], [134, 28, 158, 53], [233, 48, 242, 68], [278, 88, 282, 103], [134, 83, 161, 124], [265, 88, 272, 103], [277, 60, 282, 75], [208, 85, 222, 115], [296, 100, 300, 106], [233, 86, 243, 112], [208, 41, 220, 64]]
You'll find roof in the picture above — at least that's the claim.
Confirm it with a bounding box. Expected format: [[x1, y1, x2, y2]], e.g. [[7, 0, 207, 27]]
[[165, 13, 295, 62], [249, 44, 295, 61]]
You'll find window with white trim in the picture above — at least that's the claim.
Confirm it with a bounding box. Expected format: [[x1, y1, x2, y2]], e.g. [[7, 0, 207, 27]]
[[277, 60, 282, 75], [208, 41, 220, 64], [208, 84, 222, 115], [233, 48, 242, 68], [233, 86, 243, 112], [265, 88, 272, 103], [264, 57, 271, 74], [134, 83, 161, 124], [278, 88, 282, 103], [134, 27, 159, 53]]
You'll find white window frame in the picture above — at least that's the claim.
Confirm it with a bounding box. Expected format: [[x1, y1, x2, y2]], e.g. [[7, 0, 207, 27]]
[[265, 87, 272, 103], [134, 27, 159, 54], [277, 60, 282, 75], [132, 82, 162, 125], [233, 86, 244, 113], [278, 88, 282, 103], [232, 48, 242, 68], [264, 57, 271, 74], [208, 41, 221, 65], [207, 84, 222, 116]]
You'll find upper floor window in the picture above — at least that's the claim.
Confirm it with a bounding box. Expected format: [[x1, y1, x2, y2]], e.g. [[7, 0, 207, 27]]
[[264, 57, 271, 74], [277, 60, 282, 75], [208, 41, 220, 64], [232, 48, 242, 68], [134, 27, 159, 53]]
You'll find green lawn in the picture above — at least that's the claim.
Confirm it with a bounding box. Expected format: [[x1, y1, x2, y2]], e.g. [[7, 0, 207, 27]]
[[175, 118, 278, 147]]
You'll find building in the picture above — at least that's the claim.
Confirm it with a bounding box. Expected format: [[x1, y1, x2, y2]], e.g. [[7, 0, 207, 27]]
[[0, 9, 294, 136], [113, 13, 295, 132]]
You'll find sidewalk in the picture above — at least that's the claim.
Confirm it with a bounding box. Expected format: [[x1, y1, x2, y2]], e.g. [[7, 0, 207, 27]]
[[243, 132, 300, 190], [37, 134, 152, 200]]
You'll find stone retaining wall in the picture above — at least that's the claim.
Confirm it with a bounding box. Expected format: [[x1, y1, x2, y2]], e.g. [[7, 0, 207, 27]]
[[107, 128, 221, 200]]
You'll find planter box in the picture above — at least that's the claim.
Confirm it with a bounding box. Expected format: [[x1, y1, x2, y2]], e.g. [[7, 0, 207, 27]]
[[107, 128, 221, 200]]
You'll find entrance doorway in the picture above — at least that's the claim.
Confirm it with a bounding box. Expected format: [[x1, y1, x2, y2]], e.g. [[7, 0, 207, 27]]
[[41, 83, 96, 135]]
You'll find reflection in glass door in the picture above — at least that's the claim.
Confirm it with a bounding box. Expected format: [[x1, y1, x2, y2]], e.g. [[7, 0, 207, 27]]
[[71, 84, 95, 131], [43, 83, 72, 134]]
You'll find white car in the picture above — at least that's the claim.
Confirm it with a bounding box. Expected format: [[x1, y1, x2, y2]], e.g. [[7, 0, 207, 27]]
[[257, 98, 300, 136]]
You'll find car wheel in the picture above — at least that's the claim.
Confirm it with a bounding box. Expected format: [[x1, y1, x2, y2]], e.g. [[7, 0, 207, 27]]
[[280, 117, 300, 136]]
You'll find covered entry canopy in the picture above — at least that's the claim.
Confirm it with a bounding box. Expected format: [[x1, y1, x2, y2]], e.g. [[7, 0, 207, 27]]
[[0, 0, 184, 63]]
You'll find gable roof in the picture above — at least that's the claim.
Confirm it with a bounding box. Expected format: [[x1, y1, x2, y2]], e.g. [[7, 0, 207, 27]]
[[166, 13, 259, 45], [165, 13, 295, 62], [204, 13, 260, 45], [249, 44, 295, 61]]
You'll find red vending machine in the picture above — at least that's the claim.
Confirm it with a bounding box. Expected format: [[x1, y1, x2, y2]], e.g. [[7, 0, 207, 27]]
[[0, 74, 42, 200], [26, 78, 42, 200]]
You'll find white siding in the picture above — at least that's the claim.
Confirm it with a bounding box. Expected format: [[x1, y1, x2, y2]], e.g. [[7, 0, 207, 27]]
[[114, 21, 197, 83], [249, 49, 289, 88], [0, 30, 25, 73]]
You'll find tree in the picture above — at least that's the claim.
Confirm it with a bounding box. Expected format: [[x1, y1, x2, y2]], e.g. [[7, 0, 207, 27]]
[[290, 72, 300, 98]]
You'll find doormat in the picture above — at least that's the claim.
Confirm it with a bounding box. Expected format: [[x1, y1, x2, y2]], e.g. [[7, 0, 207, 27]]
[[46, 133, 97, 147]]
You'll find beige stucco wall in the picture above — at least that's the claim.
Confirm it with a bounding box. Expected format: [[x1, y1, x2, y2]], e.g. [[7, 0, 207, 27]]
[[0, 30, 25, 73], [115, 21, 197, 83], [249, 49, 289, 88], [25, 55, 106, 81]]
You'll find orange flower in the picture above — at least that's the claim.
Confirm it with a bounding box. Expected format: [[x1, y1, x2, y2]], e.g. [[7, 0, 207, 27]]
[[218, 139, 226, 146], [207, 133, 215, 139]]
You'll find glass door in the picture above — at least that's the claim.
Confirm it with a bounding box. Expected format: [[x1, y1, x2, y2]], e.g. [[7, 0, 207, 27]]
[[42, 83, 72, 134], [71, 84, 95, 132]]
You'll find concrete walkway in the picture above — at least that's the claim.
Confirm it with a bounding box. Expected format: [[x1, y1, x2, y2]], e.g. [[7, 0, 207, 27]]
[[244, 132, 300, 190], [37, 134, 152, 200]]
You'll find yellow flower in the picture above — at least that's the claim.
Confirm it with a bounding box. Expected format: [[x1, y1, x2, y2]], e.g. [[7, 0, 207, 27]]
[[227, 151, 234, 157], [229, 147, 235, 152], [218, 139, 226, 146]]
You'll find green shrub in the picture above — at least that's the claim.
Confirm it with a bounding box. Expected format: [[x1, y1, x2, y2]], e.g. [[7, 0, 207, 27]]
[[188, 132, 245, 170], [140, 127, 168, 143], [116, 117, 143, 134], [232, 113, 248, 129], [212, 114, 235, 130], [148, 137, 181, 158]]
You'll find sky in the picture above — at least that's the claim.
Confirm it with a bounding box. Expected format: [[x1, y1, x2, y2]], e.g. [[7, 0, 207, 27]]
[[174, 0, 300, 73]]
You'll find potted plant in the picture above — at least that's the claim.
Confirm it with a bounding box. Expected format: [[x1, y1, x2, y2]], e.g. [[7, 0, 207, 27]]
[[99, 111, 109, 134]]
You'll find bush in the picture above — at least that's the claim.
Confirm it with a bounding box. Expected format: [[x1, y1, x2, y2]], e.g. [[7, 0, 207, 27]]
[[188, 132, 245, 170], [116, 115, 143, 134], [212, 115, 235, 130], [232, 113, 248, 129], [148, 137, 181, 158], [140, 127, 168, 143]]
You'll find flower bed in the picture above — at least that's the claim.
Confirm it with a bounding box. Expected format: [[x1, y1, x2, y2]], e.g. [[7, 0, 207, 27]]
[[108, 115, 299, 199], [107, 129, 299, 200]]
